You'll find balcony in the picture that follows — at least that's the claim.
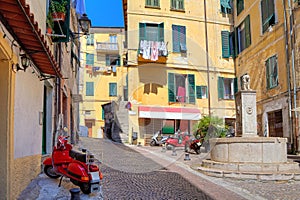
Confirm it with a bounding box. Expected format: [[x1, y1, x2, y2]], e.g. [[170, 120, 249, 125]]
[[96, 42, 119, 53]]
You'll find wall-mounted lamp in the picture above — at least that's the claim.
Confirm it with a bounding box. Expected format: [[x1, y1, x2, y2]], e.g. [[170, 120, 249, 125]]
[[20, 54, 30, 71], [79, 13, 91, 35], [12, 54, 31, 72]]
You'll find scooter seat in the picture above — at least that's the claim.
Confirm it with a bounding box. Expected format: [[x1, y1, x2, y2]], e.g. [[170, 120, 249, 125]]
[[69, 150, 87, 163]]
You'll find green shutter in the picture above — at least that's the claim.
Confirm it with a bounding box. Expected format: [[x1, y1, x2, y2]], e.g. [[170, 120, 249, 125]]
[[237, 0, 244, 15], [234, 77, 238, 94], [172, 25, 179, 52], [159, 23, 164, 41], [139, 23, 146, 41], [234, 27, 239, 56], [221, 31, 230, 58], [109, 83, 117, 96], [196, 86, 202, 99], [106, 55, 110, 66], [218, 77, 224, 99], [266, 58, 270, 89], [245, 15, 251, 48], [102, 108, 104, 120], [86, 82, 94, 96], [168, 73, 176, 102], [188, 74, 195, 104]]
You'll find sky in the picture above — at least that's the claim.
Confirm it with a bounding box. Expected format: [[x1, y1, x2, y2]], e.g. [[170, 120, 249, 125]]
[[85, 0, 124, 27]]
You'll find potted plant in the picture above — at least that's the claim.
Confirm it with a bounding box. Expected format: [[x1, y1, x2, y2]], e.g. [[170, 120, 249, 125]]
[[49, 0, 68, 22], [193, 115, 228, 152], [46, 12, 54, 34]]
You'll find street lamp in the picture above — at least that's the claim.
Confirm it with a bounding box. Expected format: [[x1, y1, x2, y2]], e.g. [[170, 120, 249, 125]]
[[79, 13, 91, 35]]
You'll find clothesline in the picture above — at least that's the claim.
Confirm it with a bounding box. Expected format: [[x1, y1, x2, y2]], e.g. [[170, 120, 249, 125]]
[[139, 40, 168, 61]]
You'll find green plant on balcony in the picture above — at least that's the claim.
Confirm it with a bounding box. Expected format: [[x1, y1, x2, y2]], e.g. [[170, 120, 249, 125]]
[[46, 12, 54, 34], [49, 0, 68, 22]]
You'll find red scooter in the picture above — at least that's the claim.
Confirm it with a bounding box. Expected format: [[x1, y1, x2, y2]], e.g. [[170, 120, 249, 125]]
[[43, 135, 103, 194], [165, 131, 191, 150], [185, 138, 203, 154]]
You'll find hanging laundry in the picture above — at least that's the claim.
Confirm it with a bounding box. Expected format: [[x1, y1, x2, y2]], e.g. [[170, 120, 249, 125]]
[[139, 40, 145, 54], [151, 41, 159, 61], [143, 40, 151, 60]]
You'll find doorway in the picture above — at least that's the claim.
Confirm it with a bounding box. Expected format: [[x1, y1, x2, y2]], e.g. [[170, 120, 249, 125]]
[[268, 109, 283, 137]]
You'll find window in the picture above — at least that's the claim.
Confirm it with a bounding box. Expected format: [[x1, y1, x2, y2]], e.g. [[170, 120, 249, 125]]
[[261, 0, 276, 33], [109, 83, 117, 96], [86, 34, 94, 45], [196, 86, 207, 99], [171, 0, 184, 10], [85, 111, 91, 115], [106, 54, 120, 66], [220, 0, 232, 14], [86, 53, 94, 65], [146, 0, 160, 7], [139, 23, 164, 42], [86, 82, 94, 96], [266, 55, 278, 89], [236, 15, 251, 54], [218, 77, 236, 100], [236, 0, 244, 15], [172, 25, 186, 53], [109, 35, 117, 43], [168, 73, 195, 104]]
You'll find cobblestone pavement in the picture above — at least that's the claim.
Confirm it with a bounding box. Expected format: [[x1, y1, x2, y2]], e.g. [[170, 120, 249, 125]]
[[18, 137, 300, 200]]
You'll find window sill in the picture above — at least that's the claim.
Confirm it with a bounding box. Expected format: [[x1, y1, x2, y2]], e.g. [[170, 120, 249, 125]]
[[170, 8, 185, 13], [145, 5, 161, 9]]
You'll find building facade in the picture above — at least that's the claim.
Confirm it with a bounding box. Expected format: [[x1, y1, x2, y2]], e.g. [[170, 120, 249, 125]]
[[79, 27, 126, 139], [122, 0, 236, 145], [232, 0, 300, 152], [0, 0, 83, 198]]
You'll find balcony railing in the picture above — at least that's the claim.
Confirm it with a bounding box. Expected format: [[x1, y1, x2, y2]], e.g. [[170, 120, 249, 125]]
[[96, 42, 119, 53]]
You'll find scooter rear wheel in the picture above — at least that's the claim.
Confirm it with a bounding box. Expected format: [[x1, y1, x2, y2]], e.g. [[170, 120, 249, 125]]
[[150, 140, 156, 146], [80, 183, 91, 194], [44, 165, 61, 179]]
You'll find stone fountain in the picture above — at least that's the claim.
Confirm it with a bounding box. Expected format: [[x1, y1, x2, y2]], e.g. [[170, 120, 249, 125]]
[[198, 74, 300, 180]]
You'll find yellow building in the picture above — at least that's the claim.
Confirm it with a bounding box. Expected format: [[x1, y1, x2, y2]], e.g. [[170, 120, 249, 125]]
[[122, 0, 236, 145], [79, 27, 126, 139], [232, 0, 300, 152]]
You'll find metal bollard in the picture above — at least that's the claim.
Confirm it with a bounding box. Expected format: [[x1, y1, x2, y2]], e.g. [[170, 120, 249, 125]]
[[184, 153, 191, 161], [70, 188, 80, 200], [171, 148, 177, 156]]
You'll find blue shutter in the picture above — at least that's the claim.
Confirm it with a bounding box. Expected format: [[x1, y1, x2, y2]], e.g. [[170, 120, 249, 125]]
[[172, 25, 180, 52], [86, 53, 94, 65]]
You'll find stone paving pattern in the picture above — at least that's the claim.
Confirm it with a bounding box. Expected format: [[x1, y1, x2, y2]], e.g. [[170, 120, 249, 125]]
[[18, 137, 300, 200]]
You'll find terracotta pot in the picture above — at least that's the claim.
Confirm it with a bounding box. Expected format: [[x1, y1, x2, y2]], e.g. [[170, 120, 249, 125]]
[[51, 12, 65, 22], [46, 27, 52, 34]]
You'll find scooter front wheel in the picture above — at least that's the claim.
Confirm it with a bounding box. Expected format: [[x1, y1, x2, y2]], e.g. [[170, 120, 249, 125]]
[[44, 165, 61, 179], [80, 183, 91, 194], [150, 140, 156, 146]]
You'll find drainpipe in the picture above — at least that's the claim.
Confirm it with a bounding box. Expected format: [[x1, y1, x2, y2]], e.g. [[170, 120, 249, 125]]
[[288, 0, 299, 152], [283, 0, 294, 152], [204, 0, 211, 117]]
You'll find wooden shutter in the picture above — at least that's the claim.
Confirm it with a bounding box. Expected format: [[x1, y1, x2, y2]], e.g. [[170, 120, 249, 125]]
[[221, 31, 230, 58], [139, 23, 146, 41], [218, 77, 224, 99], [168, 73, 176, 102], [245, 15, 251, 48], [179, 26, 186, 51], [188, 74, 195, 104]]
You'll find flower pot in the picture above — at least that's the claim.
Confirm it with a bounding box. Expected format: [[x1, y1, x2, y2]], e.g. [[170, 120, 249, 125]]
[[51, 12, 65, 22], [46, 27, 53, 34]]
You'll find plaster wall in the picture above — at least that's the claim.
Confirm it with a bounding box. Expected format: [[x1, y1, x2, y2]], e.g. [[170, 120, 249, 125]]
[[14, 71, 43, 158]]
